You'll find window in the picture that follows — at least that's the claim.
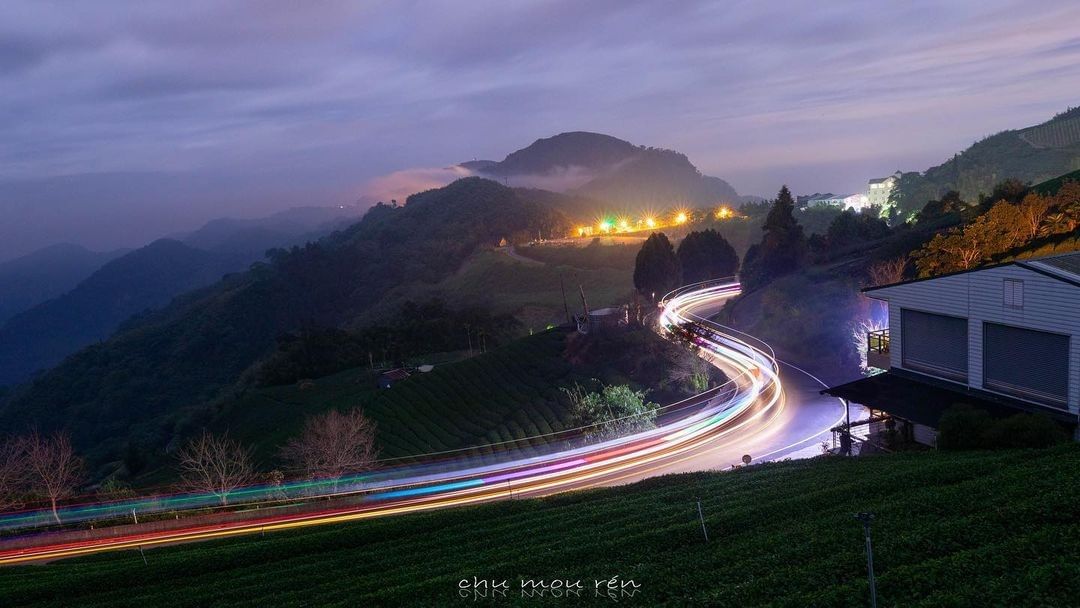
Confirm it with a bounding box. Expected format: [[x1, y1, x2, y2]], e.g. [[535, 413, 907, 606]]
[[1003, 279, 1024, 309], [983, 322, 1068, 407], [901, 309, 968, 382]]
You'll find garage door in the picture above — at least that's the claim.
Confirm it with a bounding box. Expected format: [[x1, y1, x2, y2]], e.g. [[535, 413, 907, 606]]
[[984, 322, 1069, 407], [901, 309, 968, 382]]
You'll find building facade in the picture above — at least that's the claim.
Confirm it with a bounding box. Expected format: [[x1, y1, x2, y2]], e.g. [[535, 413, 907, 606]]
[[867, 173, 899, 208], [825, 252, 1080, 447]]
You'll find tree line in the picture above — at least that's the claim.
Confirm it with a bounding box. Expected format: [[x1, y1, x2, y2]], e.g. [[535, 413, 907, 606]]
[[0, 407, 380, 523], [633, 228, 740, 299]]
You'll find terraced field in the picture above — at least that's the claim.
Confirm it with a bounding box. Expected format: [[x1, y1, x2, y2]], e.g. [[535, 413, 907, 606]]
[[211, 328, 587, 470], [5, 446, 1077, 606]]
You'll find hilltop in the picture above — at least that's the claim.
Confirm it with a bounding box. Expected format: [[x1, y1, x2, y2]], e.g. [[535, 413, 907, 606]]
[[4, 445, 1076, 606], [466, 131, 741, 207], [895, 106, 1080, 213]]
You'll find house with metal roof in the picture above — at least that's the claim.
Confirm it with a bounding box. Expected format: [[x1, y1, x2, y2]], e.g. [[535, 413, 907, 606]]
[[824, 251, 1080, 448]]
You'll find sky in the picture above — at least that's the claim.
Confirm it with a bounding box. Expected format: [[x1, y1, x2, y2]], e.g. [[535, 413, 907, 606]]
[[1, 0, 1079, 261]]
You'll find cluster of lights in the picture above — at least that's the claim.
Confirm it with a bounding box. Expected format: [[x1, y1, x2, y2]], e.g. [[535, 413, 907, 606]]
[[573, 205, 737, 237]]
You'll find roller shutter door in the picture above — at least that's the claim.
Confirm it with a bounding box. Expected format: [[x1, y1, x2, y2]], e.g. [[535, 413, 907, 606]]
[[983, 322, 1069, 407], [901, 309, 968, 382]]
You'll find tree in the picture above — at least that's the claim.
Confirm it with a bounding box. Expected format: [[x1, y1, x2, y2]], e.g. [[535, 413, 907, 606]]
[[23, 431, 84, 523], [0, 437, 27, 512], [177, 432, 255, 506], [633, 232, 681, 300], [865, 258, 907, 288], [825, 210, 890, 250], [740, 185, 806, 289], [281, 409, 378, 484], [563, 384, 660, 441], [1017, 193, 1052, 240], [676, 229, 739, 284]]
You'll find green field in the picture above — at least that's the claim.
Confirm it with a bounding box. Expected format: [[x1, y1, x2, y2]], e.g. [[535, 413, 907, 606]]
[[356, 249, 635, 332], [4, 446, 1077, 606], [209, 328, 584, 470]]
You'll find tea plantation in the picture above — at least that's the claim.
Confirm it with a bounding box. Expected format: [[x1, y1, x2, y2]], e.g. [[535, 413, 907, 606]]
[[3, 445, 1077, 606]]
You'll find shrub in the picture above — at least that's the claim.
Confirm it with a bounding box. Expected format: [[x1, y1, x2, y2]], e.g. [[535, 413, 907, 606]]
[[938, 403, 1068, 450]]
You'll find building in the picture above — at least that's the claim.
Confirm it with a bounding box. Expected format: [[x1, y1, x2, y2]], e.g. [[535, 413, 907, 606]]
[[805, 193, 870, 212], [867, 173, 899, 208], [824, 252, 1080, 447]]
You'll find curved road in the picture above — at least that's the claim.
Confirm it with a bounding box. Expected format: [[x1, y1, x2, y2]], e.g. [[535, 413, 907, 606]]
[[0, 281, 844, 565]]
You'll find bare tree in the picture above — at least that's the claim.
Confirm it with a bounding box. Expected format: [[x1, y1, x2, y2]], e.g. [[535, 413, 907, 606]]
[[865, 258, 907, 288], [281, 409, 378, 485], [0, 437, 28, 513], [177, 432, 255, 506], [24, 431, 84, 523]]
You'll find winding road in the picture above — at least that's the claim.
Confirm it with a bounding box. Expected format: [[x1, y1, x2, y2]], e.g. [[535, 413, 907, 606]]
[[0, 281, 845, 565]]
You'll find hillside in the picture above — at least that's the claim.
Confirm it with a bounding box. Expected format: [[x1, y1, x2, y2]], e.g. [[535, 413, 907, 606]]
[[0, 240, 249, 387], [896, 106, 1080, 213], [4, 446, 1076, 606], [177, 205, 360, 256], [0, 243, 127, 326], [0, 178, 573, 476], [470, 131, 740, 208]]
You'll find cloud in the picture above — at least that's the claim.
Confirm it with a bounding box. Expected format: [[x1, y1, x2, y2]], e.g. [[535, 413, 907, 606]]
[[361, 165, 476, 204]]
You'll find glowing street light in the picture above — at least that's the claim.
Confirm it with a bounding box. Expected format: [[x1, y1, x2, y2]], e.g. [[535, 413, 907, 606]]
[[675, 211, 688, 224], [715, 206, 733, 219], [599, 220, 613, 233], [645, 217, 656, 228]]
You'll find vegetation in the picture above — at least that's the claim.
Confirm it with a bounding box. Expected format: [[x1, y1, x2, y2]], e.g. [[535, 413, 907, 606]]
[[633, 233, 680, 300], [563, 384, 660, 441], [937, 405, 1068, 451], [3, 446, 1077, 606], [914, 182, 1080, 277], [890, 106, 1080, 215], [676, 229, 739, 284], [254, 298, 522, 386], [0, 178, 573, 479], [740, 185, 807, 290]]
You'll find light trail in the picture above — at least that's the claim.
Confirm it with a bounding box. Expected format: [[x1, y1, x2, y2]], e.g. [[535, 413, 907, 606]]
[[0, 280, 798, 565]]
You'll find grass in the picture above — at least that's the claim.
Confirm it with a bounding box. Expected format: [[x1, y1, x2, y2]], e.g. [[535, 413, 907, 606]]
[[209, 328, 583, 471], [4, 445, 1077, 606], [357, 249, 635, 332]]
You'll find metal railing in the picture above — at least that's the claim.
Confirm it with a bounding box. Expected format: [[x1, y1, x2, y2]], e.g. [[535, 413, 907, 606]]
[[867, 328, 889, 354]]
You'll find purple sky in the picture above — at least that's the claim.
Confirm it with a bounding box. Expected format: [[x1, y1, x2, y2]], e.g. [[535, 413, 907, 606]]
[[1, 0, 1079, 260]]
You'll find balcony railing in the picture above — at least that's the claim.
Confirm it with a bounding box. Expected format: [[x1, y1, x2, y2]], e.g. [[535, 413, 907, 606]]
[[866, 328, 890, 370]]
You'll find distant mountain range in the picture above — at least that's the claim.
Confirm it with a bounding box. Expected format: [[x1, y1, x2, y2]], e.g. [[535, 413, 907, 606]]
[[0, 239, 251, 387], [0, 205, 359, 387], [461, 131, 741, 210], [0, 243, 128, 326], [897, 106, 1080, 212]]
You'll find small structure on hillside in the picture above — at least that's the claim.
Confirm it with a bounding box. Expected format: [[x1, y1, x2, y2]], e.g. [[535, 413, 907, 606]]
[[377, 368, 411, 389], [575, 306, 628, 334]]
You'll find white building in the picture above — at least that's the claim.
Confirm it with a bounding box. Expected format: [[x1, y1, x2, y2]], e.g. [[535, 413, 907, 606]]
[[867, 173, 899, 208], [806, 193, 870, 211], [826, 251, 1080, 447]]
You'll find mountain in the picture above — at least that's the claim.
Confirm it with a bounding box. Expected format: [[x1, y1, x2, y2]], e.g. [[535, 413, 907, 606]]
[[0, 178, 572, 472], [176, 205, 362, 256], [0, 240, 250, 387], [0, 243, 127, 325], [465, 131, 740, 210], [896, 106, 1080, 214]]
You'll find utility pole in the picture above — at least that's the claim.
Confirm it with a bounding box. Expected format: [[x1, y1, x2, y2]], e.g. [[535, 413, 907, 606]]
[[855, 512, 878, 608]]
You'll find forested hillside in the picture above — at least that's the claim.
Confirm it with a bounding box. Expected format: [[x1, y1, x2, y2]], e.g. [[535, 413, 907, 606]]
[[893, 106, 1080, 215], [0, 178, 572, 476], [0, 240, 249, 387]]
